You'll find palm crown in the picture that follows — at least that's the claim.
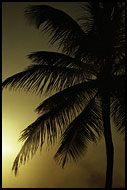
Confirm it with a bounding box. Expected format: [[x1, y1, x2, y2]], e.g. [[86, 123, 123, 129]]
[[2, 2, 125, 187]]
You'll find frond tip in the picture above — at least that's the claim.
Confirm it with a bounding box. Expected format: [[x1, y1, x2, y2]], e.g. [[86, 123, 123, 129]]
[[12, 112, 57, 175]]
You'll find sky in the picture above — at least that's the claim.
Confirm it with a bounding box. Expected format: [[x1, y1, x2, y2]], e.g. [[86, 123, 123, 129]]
[[2, 2, 125, 188]]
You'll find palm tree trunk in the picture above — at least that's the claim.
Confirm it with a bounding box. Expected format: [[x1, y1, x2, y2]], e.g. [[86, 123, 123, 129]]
[[101, 93, 114, 188]]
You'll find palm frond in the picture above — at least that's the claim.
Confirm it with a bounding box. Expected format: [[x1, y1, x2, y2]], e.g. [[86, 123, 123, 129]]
[[35, 80, 97, 114], [111, 96, 125, 134], [54, 94, 103, 168], [12, 80, 98, 175], [77, 3, 94, 34], [24, 5, 87, 56], [28, 51, 97, 75], [111, 75, 125, 134], [2, 64, 88, 95], [12, 111, 57, 175]]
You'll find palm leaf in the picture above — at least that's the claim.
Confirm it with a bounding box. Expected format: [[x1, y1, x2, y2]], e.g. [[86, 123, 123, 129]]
[[35, 80, 98, 114], [12, 80, 97, 175], [111, 96, 125, 134], [12, 104, 72, 175], [28, 51, 97, 75], [111, 75, 125, 134], [12, 111, 56, 175], [54, 93, 103, 168], [24, 5, 87, 56], [2, 64, 88, 95]]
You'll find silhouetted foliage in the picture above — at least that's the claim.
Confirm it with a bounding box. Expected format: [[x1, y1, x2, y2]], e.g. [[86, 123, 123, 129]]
[[2, 2, 125, 188]]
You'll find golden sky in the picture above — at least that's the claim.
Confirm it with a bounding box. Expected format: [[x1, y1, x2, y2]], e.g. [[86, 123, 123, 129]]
[[2, 2, 125, 188]]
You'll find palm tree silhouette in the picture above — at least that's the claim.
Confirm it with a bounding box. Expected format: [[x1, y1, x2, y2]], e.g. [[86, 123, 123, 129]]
[[2, 2, 125, 188]]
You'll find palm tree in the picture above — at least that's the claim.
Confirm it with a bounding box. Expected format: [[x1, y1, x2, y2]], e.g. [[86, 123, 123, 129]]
[[2, 2, 125, 188]]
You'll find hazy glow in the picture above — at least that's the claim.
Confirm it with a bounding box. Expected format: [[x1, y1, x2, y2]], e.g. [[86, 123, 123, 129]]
[[2, 118, 21, 157], [2, 144, 12, 154], [2, 121, 14, 155]]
